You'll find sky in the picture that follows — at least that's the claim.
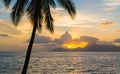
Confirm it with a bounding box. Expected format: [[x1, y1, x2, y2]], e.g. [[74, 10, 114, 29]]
[[0, 0, 120, 52]]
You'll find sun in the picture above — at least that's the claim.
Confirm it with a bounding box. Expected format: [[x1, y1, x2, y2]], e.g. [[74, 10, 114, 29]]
[[63, 41, 88, 49]]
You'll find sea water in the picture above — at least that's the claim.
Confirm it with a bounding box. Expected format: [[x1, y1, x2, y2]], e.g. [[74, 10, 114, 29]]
[[0, 52, 120, 74]]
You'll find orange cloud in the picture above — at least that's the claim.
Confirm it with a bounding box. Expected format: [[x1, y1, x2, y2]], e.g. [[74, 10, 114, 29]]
[[115, 29, 120, 32], [103, 7, 114, 11], [100, 22, 116, 26]]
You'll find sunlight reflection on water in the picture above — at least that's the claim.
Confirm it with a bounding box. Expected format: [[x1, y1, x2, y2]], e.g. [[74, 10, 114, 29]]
[[0, 52, 120, 74]]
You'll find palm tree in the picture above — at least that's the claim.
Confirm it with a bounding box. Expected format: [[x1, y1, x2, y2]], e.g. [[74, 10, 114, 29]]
[[3, 0, 76, 74]]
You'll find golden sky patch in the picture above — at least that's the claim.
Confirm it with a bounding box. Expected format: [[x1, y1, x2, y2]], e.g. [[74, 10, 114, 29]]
[[63, 41, 88, 49]]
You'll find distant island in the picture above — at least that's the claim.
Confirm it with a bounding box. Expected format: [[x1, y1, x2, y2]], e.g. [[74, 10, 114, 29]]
[[51, 44, 120, 52]]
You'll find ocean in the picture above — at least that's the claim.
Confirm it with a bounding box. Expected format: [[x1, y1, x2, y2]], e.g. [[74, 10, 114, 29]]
[[0, 52, 120, 74]]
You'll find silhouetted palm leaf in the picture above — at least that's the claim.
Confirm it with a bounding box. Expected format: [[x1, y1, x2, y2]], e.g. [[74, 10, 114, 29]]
[[43, 0, 54, 32], [58, 0, 76, 19], [27, 0, 43, 32], [11, 0, 28, 25], [4, 0, 11, 8], [3, 0, 76, 31], [49, 0, 56, 8]]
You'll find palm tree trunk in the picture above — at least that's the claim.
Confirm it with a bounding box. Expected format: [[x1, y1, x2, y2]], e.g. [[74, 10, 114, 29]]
[[22, 21, 37, 74]]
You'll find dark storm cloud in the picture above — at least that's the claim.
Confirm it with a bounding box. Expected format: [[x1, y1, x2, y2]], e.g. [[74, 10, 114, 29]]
[[54, 31, 72, 44], [51, 33, 120, 52], [51, 32, 120, 52], [27, 34, 52, 44], [79, 36, 98, 44], [26, 31, 120, 52]]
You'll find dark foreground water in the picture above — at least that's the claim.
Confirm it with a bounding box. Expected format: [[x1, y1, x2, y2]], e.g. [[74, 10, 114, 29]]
[[0, 52, 120, 74]]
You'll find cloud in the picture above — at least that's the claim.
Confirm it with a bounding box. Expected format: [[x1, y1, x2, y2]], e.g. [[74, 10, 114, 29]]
[[26, 34, 61, 52], [114, 39, 120, 43], [99, 22, 115, 26], [103, 7, 114, 11], [0, 33, 10, 37], [51, 7, 64, 11], [103, 0, 120, 14], [52, 11, 106, 28], [78, 36, 99, 44], [54, 32, 99, 47], [115, 29, 120, 33], [0, 20, 21, 35], [26, 31, 119, 52], [97, 41, 113, 46], [54, 31, 72, 44], [106, 12, 112, 16], [27, 34, 52, 44], [103, 0, 120, 6], [54, 31, 115, 47], [51, 33, 120, 52]]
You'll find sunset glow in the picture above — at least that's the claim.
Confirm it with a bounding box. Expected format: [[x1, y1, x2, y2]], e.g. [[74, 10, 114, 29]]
[[0, 0, 120, 52], [63, 41, 88, 49]]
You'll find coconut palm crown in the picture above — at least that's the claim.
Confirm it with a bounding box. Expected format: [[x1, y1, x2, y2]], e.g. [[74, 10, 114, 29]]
[[3, 0, 76, 74], [4, 0, 76, 32]]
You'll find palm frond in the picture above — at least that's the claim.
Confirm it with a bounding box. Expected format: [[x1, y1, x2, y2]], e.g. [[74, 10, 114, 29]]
[[11, 0, 28, 25], [37, 19, 42, 32], [3, 0, 12, 8], [58, 0, 76, 19], [27, 0, 43, 32], [4, 0, 76, 33], [45, 9, 54, 33], [27, 0, 35, 23], [43, 0, 54, 33], [49, 0, 56, 8]]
